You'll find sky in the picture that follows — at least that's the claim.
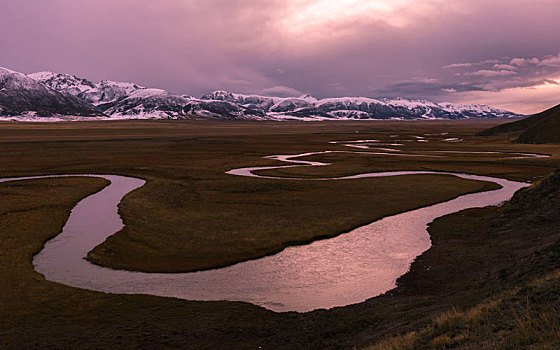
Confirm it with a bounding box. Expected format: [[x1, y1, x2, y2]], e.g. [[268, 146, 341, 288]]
[[1, 0, 559, 114]]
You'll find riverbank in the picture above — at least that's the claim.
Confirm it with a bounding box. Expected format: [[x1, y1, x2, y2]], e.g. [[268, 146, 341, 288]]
[[366, 169, 560, 349], [1, 120, 560, 348], [12, 171, 510, 313], [2, 166, 559, 349], [2, 120, 558, 273]]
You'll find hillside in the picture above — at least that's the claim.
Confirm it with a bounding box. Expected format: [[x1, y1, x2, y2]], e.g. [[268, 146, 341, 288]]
[[365, 168, 560, 349], [0, 68, 104, 118], [478, 103, 560, 143]]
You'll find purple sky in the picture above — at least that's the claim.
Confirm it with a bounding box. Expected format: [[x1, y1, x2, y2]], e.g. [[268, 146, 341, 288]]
[[1, 0, 560, 113]]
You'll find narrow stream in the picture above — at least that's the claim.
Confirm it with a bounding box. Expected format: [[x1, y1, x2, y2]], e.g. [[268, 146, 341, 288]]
[[1, 151, 530, 312]]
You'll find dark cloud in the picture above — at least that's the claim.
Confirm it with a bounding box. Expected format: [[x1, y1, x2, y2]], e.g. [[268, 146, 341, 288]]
[[444, 53, 560, 92], [1, 0, 560, 112], [377, 78, 484, 99]]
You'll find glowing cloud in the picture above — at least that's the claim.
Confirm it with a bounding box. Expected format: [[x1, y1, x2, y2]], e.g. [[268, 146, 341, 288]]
[[447, 78, 560, 114], [1, 0, 560, 113], [278, 0, 444, 37]]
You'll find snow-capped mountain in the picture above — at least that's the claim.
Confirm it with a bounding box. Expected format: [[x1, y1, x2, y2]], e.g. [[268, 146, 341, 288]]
[[198, 91, 519, 120], [1, 67, 522, 121], [28, 71, 145, 106], [0, 68, 104, 119], [104, 89, 194, 119]]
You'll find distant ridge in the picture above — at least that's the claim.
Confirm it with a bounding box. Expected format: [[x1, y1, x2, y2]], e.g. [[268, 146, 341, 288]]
[[1, 67, 523, 121], [478, 104, 560, 144]]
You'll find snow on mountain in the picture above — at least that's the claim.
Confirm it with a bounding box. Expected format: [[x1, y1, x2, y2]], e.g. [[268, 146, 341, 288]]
[[197, 92, 519, 120], [437, 102, 515, 118], [103, 88, 194, 119], [101, 88, 265, 120], [200, 91, 319, 112], [29, 72, 145, 106], [27, 71, 96, 96], [0, 67, 104, 118], [315, 96, 383, 107], [201, 90, 237, 102], [1, 67, 523, 121]]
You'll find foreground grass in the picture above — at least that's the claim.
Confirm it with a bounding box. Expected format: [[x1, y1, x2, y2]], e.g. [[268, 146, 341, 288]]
[[367, 273, 560, 350]]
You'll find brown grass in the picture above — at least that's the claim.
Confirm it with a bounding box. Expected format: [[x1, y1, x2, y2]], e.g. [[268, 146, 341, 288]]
[[3, 120, 553, 273], [364, 274, 560, 350], [0, 177, 297, 349], [1, 120, 560, 349]]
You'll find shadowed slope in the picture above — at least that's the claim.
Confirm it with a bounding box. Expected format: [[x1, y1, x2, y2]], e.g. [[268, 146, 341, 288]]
[[478, 103, 560, 144], [365, 168, 560, 349]]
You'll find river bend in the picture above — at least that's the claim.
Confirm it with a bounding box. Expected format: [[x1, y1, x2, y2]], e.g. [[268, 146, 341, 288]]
[[1, 151, 530, 312]]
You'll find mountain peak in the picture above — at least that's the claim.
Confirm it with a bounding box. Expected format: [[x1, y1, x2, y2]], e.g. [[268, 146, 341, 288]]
[[28, 71, 96, 94], [201, 90, 236, 101], [0, 67, 22, 75], [27, 71, 58, 80], [0, 68, 104, 118], [298, 94, 318, 102]]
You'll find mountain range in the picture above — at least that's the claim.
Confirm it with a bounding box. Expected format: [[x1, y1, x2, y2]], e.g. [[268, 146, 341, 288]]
[[0, 67, 523, 121]]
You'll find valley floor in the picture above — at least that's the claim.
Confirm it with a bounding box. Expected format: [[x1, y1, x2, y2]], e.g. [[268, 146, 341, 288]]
[[1, 120, 559, 349]]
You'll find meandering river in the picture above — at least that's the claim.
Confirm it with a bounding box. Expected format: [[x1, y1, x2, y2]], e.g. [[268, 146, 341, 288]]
[[1, 150, 532, 312]]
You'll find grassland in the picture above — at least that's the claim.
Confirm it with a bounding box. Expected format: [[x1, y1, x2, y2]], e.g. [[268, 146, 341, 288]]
[[1, 119, 560, 349], [1, 120, 558, 273]]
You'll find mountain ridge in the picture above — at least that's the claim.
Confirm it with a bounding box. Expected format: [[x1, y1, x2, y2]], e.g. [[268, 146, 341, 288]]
[[1, 67, 523, 121]]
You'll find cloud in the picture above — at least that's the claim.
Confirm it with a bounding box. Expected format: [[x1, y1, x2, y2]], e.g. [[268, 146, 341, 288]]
[[1, 0, 560, 113], [439, 52, 560, 102], [482, 59, 501, 64], [509, 57, 541, 66], [493, 64, 517, 70], [445, 78, 560, 114], [510, 58, 528, 66], [443, 63, 476, 69], [278, 0, 466, 40], [377, 78, 482, 99], [539, 54, 560, 67], [443, 59, 501, 70], [258, 85, 303, 97], [464, 70, 517, 77]]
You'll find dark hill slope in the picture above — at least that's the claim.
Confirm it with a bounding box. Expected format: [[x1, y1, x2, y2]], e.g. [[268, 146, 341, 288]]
[[501, 167, 560, 222], [478, 103, 560, 143], [363, 168, 560, 349]]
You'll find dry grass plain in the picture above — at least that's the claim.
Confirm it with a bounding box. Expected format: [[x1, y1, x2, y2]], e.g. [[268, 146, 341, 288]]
[[1, 119, 559, 349]]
